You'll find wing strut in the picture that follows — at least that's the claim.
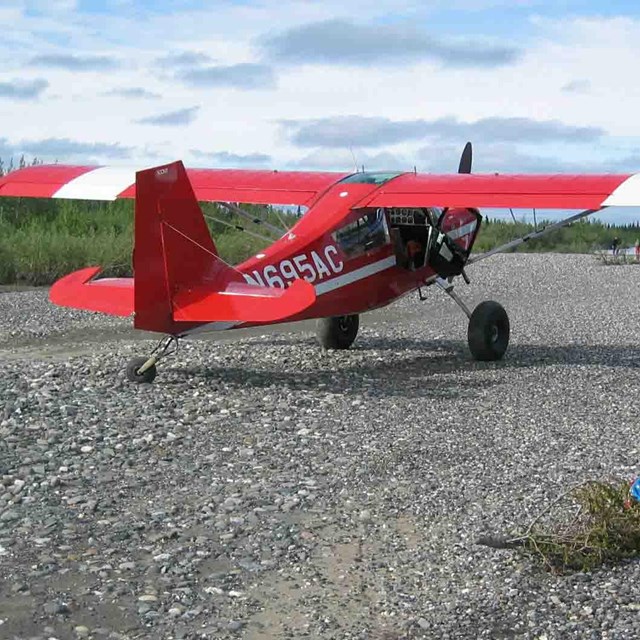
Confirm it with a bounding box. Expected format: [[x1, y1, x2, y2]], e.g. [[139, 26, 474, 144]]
[[468, 208, 600, 266], [218, 201, 286, 237]]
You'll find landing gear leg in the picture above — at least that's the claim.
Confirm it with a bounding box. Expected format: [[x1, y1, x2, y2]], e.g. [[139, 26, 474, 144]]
[[436, 277, 510, 361], [126, 335, 179, 383], [435, 277, 472, 319]]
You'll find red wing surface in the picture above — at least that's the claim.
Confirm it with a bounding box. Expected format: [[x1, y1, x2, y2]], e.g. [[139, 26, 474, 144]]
[[356, 174, 640, 210], [0, 165, 349, 206]]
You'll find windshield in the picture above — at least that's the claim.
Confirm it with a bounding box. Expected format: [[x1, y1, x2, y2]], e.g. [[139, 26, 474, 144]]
[[332, 208, 390, 259], [339, 171, 403, 186]]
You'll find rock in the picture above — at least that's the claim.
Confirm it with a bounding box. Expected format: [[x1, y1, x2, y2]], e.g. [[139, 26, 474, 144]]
[[227, 620, 245, 632], [44, 601, 71, 615], [153, 553, 171, 562], [0, 510, 19, 522], [359, 509, 372, 523], [138, 594, 158, 602]]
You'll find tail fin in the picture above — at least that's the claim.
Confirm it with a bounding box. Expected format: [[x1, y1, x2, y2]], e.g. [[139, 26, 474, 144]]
[[134, 161, 315, 333], [133, 161, 225, 332]]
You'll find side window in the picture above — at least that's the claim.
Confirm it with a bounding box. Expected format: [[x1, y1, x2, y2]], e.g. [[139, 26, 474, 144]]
[[332, 208, 390, 259]]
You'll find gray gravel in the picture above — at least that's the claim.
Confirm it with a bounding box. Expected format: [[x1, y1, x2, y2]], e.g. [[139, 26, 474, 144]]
[[1, 253, 639, 640]]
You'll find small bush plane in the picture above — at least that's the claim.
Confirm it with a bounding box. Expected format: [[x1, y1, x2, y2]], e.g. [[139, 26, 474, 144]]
[[1, 143, 639, 382]]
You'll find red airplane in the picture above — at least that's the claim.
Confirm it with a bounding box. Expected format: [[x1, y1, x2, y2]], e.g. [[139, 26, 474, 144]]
[[1, 143, 638, 382]]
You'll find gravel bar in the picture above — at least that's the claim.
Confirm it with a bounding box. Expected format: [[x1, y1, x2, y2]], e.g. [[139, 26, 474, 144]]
[[0, 253, 639, 640]]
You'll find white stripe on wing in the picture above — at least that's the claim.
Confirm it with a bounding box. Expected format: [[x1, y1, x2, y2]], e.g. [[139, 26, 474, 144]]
[[53, 166, 138, 201], [601, 173, 640, 207]]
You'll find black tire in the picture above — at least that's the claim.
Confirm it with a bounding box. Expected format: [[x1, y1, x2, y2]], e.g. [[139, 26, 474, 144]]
[[316, 315, 360, 350], [126, 357, 157, 383], [467, 301, 510, 361]]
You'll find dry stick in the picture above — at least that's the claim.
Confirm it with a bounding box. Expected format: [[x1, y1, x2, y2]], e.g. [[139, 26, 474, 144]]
[[509, 480, 596, 545], [478, 481, 596, 549]]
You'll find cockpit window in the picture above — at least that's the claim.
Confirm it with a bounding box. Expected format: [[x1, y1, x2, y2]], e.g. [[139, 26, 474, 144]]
[[332, 208, 390, 259], [339, 172, 403, 186]]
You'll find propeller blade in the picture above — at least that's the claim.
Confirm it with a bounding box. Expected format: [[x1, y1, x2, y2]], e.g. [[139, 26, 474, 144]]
[[458, 141, 473, 174]]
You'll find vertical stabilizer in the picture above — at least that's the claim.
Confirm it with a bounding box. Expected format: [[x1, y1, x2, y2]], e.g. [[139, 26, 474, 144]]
[[134, 161, 230, 333]]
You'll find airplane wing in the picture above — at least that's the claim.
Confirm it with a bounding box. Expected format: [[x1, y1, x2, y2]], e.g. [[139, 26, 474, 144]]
[[4, 166, 640, 209], [356, 173, 640, 209], [0, 164, 349, 206]]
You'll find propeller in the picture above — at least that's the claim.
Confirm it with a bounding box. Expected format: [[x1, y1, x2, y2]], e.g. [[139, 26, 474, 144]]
[[458, 141, 473, 174]]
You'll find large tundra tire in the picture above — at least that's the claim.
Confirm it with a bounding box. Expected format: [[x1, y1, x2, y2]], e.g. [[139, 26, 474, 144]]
[[467, 301, 510, 361], [316, 315, 360, 350]]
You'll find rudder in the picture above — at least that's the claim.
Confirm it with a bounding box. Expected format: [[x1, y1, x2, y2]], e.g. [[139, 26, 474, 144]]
[[134, 161, 240, 333]]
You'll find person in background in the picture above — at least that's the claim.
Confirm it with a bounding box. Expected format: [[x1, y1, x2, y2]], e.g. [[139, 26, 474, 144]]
[[611, 236, 620, 256]]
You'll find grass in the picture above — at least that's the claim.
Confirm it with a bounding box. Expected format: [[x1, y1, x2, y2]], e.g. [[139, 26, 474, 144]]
[[479, 479, 640, 573], [0, 198, 285, 285]]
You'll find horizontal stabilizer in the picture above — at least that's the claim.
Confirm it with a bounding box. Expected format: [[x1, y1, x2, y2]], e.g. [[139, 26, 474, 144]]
[[49, 267, 134, 317], [173, 278, 316, 323]]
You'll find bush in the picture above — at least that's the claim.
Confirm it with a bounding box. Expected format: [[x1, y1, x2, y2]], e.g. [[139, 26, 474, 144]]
[[479, 479, 640, 573], [0, 197, 284, 285]]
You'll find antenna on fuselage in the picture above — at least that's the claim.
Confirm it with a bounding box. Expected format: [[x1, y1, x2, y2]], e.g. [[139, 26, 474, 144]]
[[349, 146, 358, 172]]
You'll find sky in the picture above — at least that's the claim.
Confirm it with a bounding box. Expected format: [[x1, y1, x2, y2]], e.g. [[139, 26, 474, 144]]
[[2, 0, 640, 221]]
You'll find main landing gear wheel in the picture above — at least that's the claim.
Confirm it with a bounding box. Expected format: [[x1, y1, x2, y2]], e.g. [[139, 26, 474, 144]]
[[126, 357, 157, 384], [316, 314, 360, 350], [467, 301, 510, 361]]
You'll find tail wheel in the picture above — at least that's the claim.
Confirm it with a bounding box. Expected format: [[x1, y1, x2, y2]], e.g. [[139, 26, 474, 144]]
[[126, 357, 157, 383], [467, 301, 510, 361], [316, 314, 360, 350]]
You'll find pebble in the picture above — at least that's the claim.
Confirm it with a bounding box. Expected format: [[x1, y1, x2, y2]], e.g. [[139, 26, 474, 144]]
[[227, 620, 244, 632], [137, 594, 158, 602], [359, 509, 372, 523]]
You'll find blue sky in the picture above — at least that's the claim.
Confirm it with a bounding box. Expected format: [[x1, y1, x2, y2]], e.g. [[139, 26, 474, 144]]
[[3, 0, 640, 220]]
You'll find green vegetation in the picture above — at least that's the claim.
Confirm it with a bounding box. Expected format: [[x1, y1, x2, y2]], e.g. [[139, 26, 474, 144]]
[[522, 479, 640, 573], [0, 197, 295, 285], [475, 217, 640, 254], [524, 479, 640, 573], [478, 479, 640, 573], [0, 198, 134, 285]]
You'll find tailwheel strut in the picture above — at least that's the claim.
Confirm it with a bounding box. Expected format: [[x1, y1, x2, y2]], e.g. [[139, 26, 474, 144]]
[[435, 277, 510, 361], [126, 335, 179, 383]]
